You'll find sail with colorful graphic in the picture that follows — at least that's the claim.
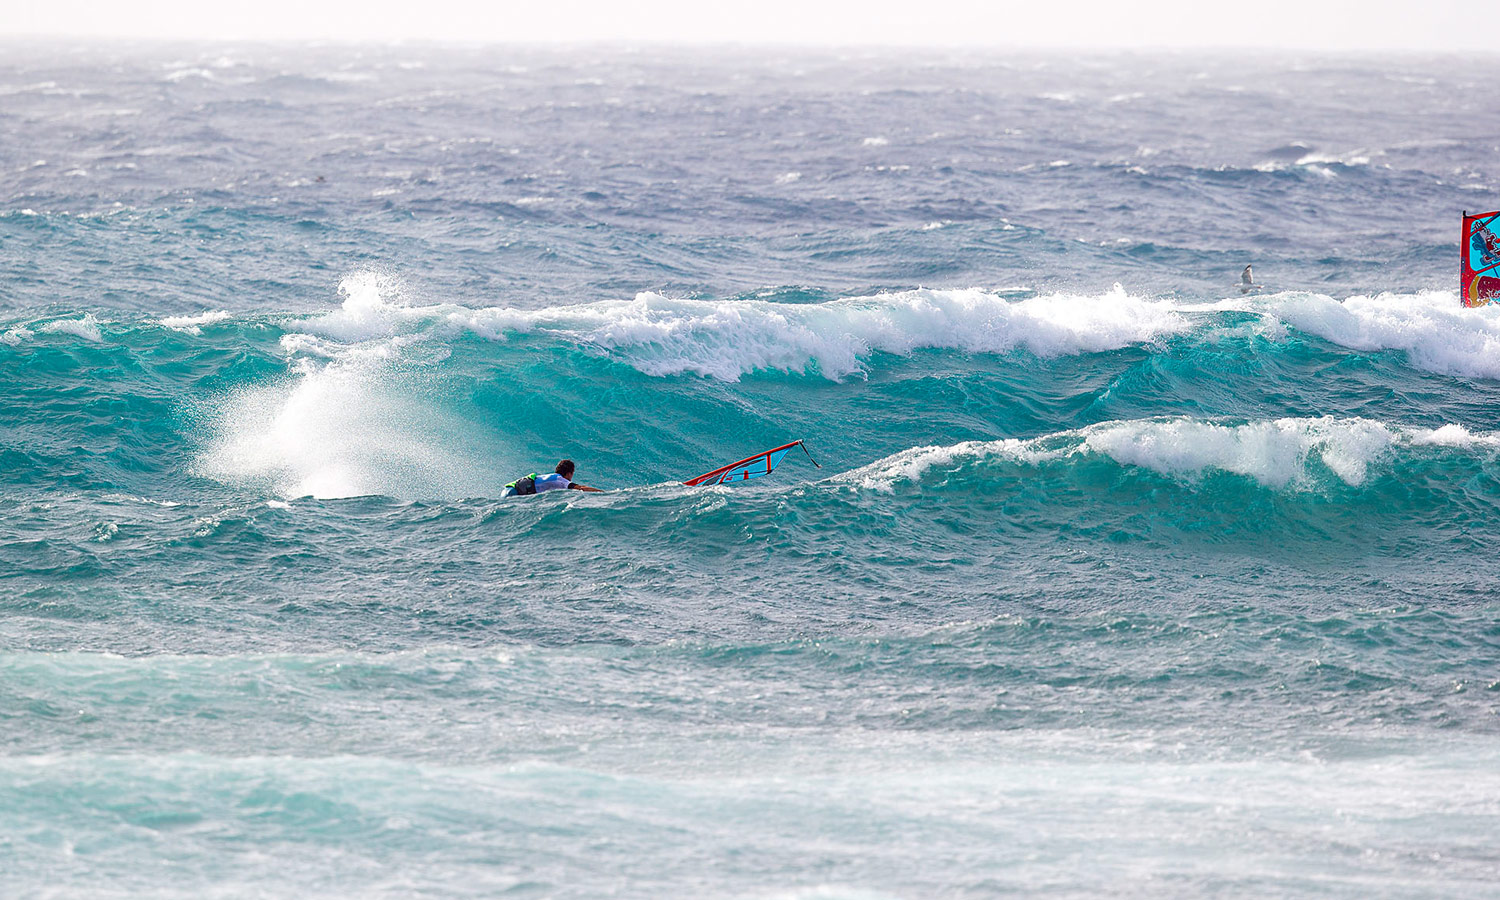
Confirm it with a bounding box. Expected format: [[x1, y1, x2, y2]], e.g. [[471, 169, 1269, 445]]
[[1462, 210, 1500, 307], [683, 440, 820, 487]]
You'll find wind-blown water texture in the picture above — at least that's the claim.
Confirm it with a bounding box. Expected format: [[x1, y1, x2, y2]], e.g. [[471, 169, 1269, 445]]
[[2, 44, 1499, 899]]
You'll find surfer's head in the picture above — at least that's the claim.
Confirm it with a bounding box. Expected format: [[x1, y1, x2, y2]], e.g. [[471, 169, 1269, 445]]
[[556, 459, 576, 478]]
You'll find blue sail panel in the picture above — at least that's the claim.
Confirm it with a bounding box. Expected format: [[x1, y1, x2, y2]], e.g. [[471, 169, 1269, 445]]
[[683, 441, 806, 487]]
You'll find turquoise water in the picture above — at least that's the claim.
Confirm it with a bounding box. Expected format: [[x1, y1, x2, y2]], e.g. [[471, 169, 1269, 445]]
[[2, 44, 1499, 897]]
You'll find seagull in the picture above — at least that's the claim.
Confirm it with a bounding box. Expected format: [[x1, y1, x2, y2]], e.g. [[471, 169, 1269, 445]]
[[1240, 264, 1262, 294]]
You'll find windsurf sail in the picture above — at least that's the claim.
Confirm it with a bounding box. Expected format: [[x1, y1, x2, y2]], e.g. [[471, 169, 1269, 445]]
[[683, 440, 820, 487], [1462, 210, 1500, 307]]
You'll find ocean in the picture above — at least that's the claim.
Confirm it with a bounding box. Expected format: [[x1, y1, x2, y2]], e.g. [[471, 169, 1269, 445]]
[[1, 42, 1498, 897]]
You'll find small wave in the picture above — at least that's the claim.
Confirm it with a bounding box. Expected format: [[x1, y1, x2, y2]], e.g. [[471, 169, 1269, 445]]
[[38, 314, 103, 343], [1294, 150, 1373, 168], [163, 67, 217, 83], [844, 417, 1499, 493]]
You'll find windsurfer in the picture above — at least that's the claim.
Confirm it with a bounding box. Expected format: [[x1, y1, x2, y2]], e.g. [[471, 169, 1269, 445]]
[[504, 459, 603, 496]]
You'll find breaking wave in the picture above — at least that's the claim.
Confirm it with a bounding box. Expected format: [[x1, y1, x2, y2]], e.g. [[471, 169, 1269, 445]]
[[290, 272, 1194, 381], [1227, 291, 1500, 381], [287, 274, 1500, 384]]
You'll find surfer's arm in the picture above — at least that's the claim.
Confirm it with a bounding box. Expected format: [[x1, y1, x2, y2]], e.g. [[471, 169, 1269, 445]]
[[569, 483, 604, 492]]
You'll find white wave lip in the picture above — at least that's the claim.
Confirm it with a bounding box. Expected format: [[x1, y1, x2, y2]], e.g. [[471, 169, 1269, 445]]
[[848, 417, 1500, 492], [1231, 290, 1500, 381], [159, 310, 232, 335], [1082, 417, 1398, 488], [453, 284, 1192, 381]]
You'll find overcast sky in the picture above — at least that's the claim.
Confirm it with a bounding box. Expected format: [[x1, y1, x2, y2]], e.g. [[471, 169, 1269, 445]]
[[3, 0, 1477, 51]]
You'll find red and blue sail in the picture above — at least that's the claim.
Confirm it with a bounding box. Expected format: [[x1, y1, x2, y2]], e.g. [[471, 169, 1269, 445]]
[[683, 440, 819, 487], [1462, 210, 1500, 307]]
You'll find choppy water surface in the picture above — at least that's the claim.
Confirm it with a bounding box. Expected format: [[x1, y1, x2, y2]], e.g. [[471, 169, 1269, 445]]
[[2, 43, 1498, 898]]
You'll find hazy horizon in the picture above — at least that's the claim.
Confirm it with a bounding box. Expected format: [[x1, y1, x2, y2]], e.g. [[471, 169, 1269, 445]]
[[2, 0, 1480, 52]]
